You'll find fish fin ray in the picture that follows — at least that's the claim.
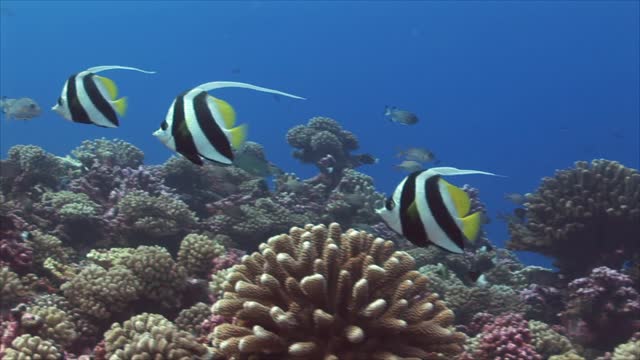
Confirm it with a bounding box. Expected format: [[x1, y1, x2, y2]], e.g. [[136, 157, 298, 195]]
[[85, 65, 156, 74], [195, 81, 305, 100], [429, 167, 505, 177], [228, 124, 248, 149], [95, 75, 118, 100], [112, 97, 127, 116], [210, 96, 236, 128], [442, 179, 471, 217], [461, 212, 482, 243]]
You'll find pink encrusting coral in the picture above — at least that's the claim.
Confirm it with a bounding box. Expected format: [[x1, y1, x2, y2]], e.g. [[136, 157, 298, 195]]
[[459, 313, 543, 360], [561, 266, 640, 349]]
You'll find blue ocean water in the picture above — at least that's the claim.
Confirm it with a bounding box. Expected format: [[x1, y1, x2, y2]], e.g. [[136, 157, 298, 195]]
[[1, 1, 638, 267]]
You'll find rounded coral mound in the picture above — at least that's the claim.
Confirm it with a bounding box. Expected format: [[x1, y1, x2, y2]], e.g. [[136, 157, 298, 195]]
[[212, 223, 465, 360], [507, 159, 640, 276]]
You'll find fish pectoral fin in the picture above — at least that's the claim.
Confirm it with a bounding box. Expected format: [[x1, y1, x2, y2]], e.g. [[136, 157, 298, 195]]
[[112, 97, 128, 116], [442, 179, 471, 216], [209, 96, 236, 128], [227, 124, 248, 149], [406, 200, 420, 220], [460, 212, 482, 243], [95, 75, 118, 99]]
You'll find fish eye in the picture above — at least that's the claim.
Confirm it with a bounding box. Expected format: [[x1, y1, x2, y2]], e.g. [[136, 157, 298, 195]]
[[160, 121, 168, 130], [385, 197, 395, 210], [29, 104, 36, 109]]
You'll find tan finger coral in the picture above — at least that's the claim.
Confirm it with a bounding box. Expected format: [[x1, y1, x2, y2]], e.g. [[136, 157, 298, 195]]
[[103, 312, 210, 359], [212, 223, 466, 360], [178, 233, 225, 277], [508, 159, 640, 275], [22, 305, 77, 347], [3, 334, 62, 360]]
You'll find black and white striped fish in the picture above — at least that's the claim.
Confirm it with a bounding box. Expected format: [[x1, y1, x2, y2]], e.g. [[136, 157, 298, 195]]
[[52, 65, 155, 128], [377, 167, 499, 253], [153, 81, 305, 166]]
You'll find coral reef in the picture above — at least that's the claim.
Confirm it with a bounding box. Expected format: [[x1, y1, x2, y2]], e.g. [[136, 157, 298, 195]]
[[71, 137, 144, 169], [102, 312, 210, 359], [561, 266, 640, 349], [1, 133, 638, 360], [286, 116, 377, 187], [212, 223, 465, 359], [508, 160, 640, 276]]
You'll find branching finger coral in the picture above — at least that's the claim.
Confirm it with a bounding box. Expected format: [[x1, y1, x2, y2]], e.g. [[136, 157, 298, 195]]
[[2, 334, 63, 360], [103, 312, 210, 359], [212, 223, 465, 360], [508, 159, 640, 276]]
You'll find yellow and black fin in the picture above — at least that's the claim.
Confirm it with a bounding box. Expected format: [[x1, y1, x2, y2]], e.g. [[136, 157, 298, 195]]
[[112, 97, 128, 116], [95, 75, 118, 100], [210, 96, 236, 128], [228, 124, 248, 149], [442, 179, 471, 217], [461, 211, 482, 242]]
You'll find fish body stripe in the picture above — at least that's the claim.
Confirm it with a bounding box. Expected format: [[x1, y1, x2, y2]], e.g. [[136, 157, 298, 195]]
[[83, 74, 119, 127], [66, 75, 93, 124], [171, 94, 204, 165], [192, 92, 233, 162], [399, 171, 430, 247], [425, 175, 466, 251]]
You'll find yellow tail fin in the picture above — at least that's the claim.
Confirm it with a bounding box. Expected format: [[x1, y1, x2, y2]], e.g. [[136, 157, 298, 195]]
[[228, 124, 247, 149], [461, 211, 482, 242], [95, 75, 118, 100], [112, 97, 128, 116], [442, 179, 471, 217]]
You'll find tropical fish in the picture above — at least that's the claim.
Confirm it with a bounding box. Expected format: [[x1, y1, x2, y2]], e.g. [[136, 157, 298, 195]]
[[52, 65, 155, 128], [504, 192, 526, 205], [384, 106, 419, 125], [153, 81, 304, 166], [1, 97, 41, 120], [233, 142, 283, 177], [376, 167, 499, 253], [395, 160, 423, 172], [397, 147, 437, 163]]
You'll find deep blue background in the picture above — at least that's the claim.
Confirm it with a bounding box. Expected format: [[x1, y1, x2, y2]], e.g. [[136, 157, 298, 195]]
[[1, 1, 639, 266]]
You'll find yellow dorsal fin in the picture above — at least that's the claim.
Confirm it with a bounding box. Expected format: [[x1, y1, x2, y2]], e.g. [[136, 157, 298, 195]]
[[95, 75, 118, 100], [210, 96, 236, 128], [461, 212, 482, 243], [228, 124, 247, 149], [442, 179, 471, 217], [112, 97, 128, 116]]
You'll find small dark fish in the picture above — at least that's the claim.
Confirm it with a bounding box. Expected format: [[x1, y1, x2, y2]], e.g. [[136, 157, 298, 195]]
[[513, 208, 526, 220], [1, 97, 41, 120], [384, 106, 419, 125]]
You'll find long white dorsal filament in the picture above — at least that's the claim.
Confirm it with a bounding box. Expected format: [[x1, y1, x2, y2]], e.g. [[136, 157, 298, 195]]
[[85, 65, 156, 74], [196, 81, 305, 100]]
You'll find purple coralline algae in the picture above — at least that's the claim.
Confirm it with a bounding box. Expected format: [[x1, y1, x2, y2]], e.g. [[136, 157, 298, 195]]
[[561, 266, 640, 349]]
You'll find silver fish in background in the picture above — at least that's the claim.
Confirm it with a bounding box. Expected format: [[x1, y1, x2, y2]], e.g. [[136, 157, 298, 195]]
[[154, 81, 305, 166], [395, 160, 423, 172], [384, 106, 419, 125], [1, 97, 41, 120], [377, 167, 499, 253], [504, 192, 526, 205], [397, 147, 438, 163], [52, 65, 156, 128]]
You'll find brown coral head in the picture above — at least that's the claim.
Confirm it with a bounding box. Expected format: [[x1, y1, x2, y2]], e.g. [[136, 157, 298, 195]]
[[212, 223, 465, 360]]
